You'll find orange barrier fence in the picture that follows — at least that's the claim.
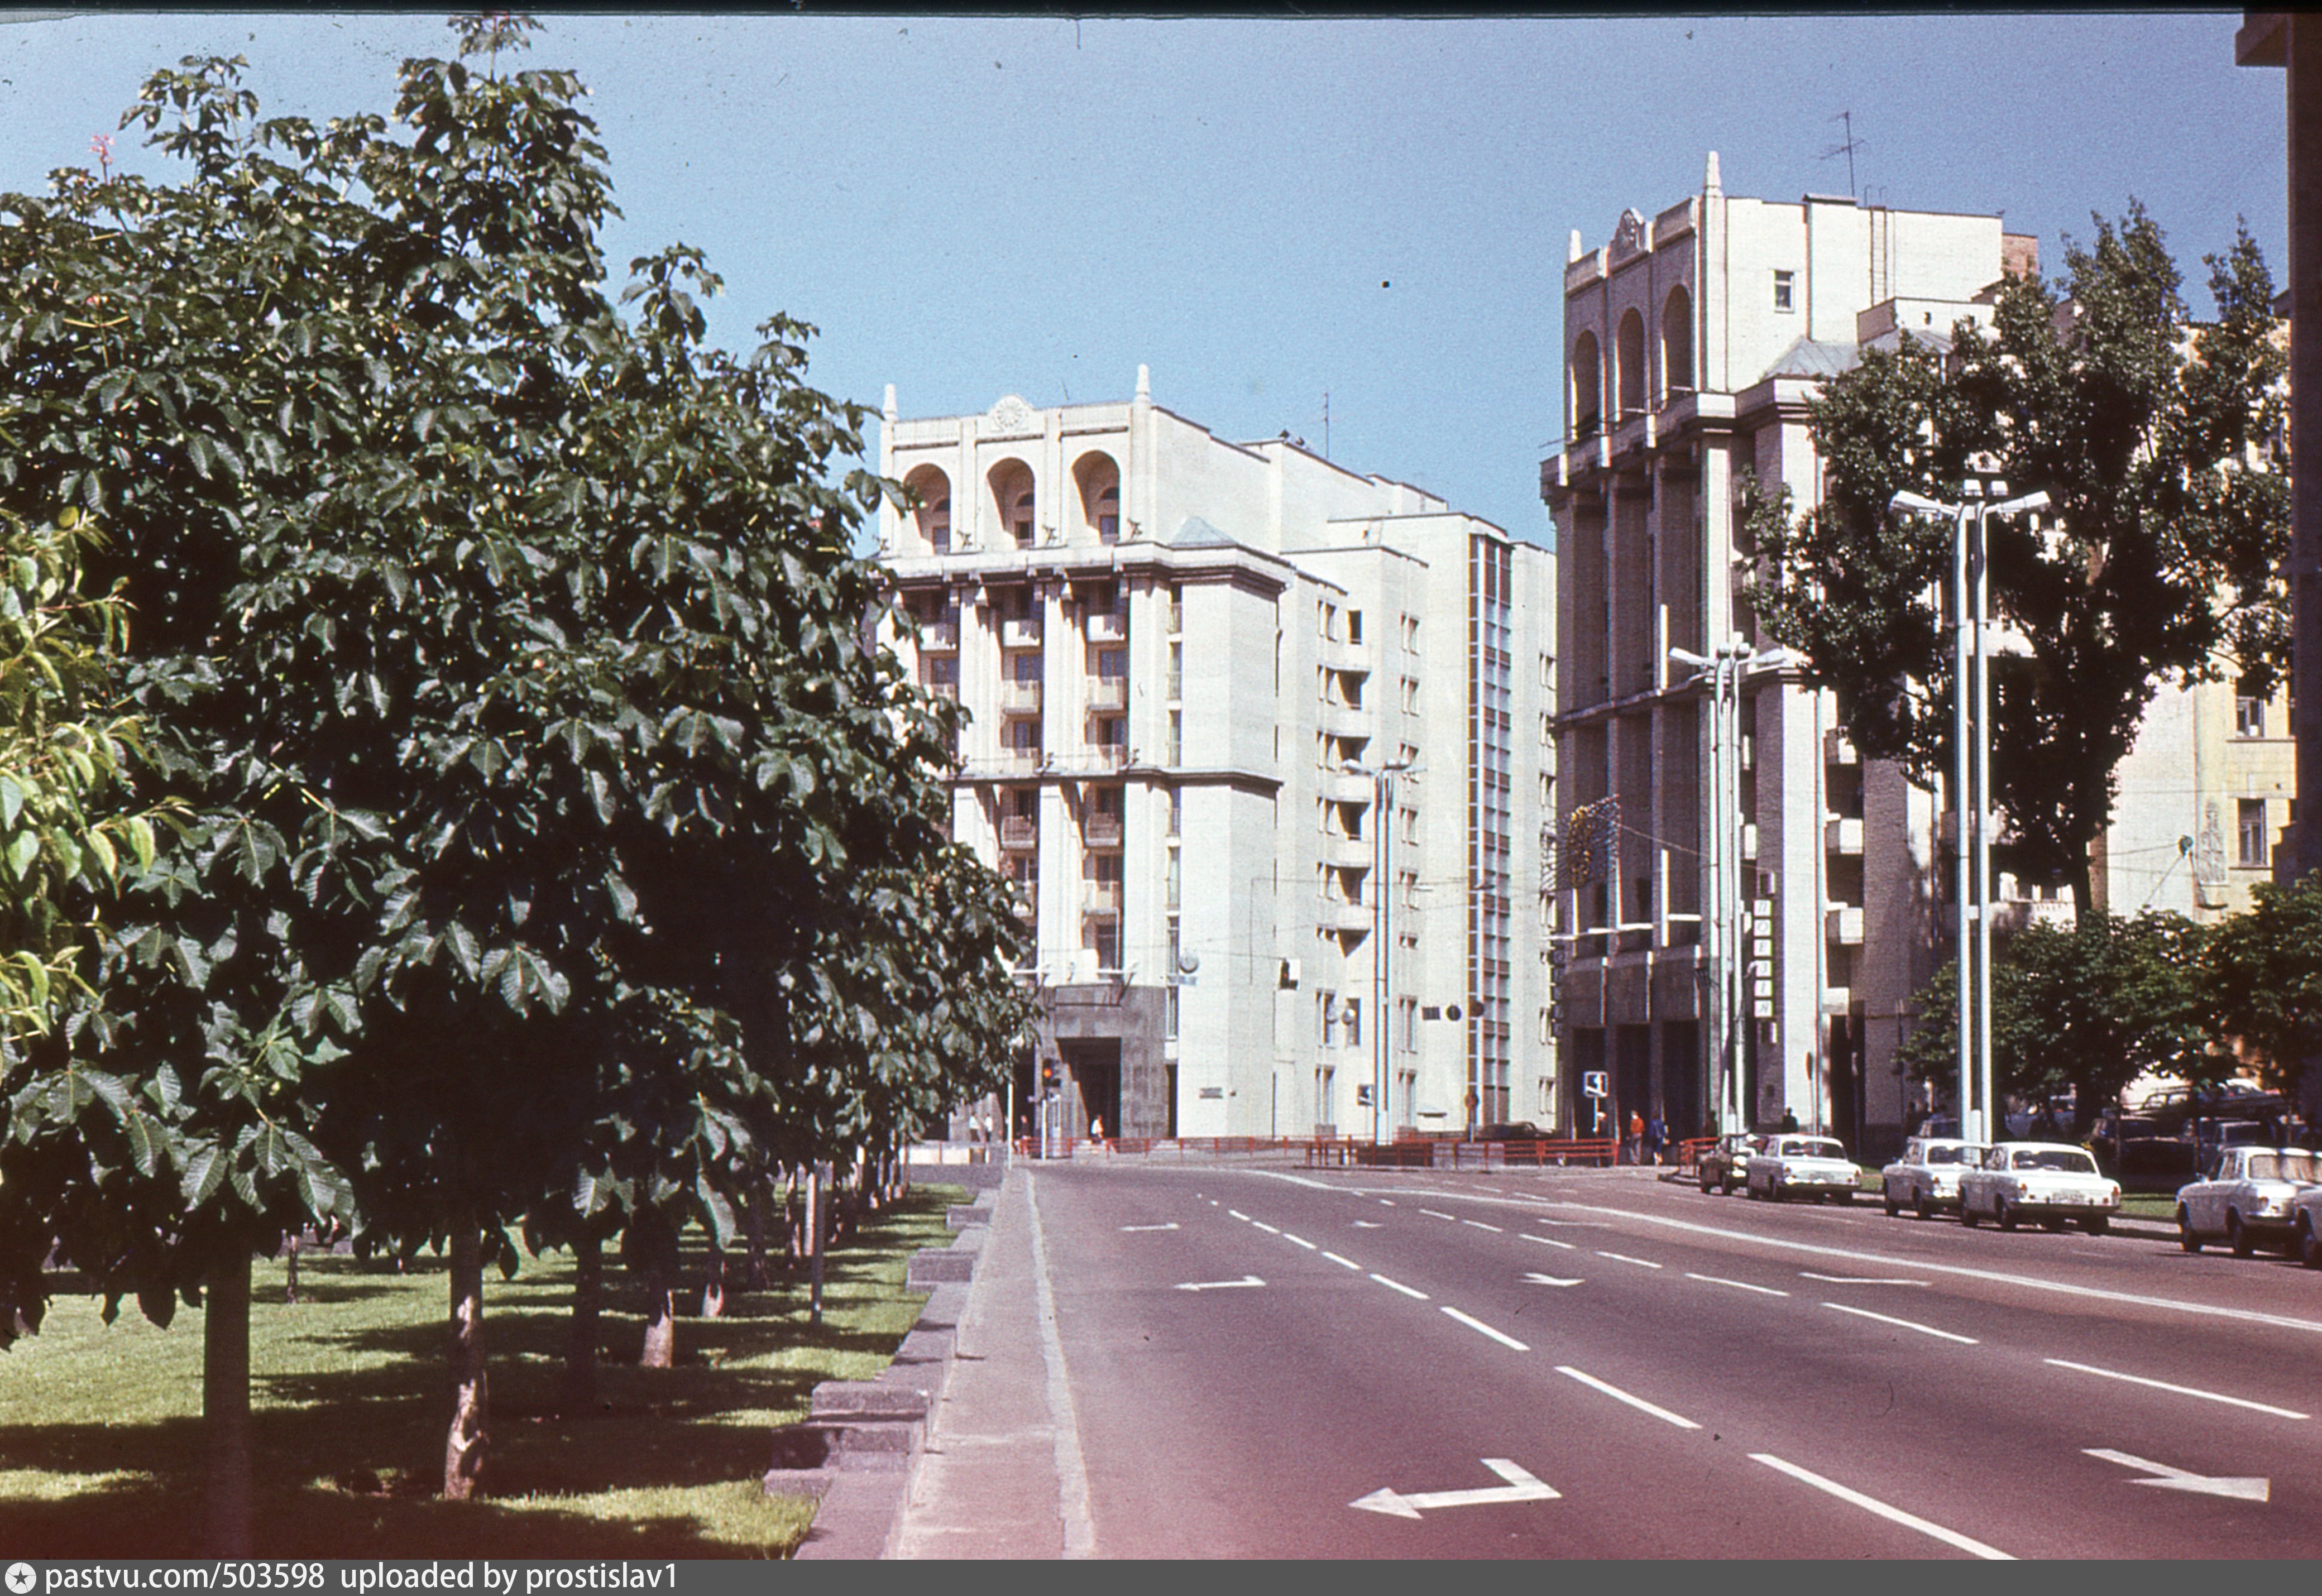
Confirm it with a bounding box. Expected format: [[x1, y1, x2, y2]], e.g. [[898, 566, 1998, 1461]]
[[1675, 1135, 1718, 1170]]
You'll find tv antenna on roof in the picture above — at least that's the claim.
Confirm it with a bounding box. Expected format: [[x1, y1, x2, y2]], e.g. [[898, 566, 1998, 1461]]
[[1822, 110, 1866, 199]]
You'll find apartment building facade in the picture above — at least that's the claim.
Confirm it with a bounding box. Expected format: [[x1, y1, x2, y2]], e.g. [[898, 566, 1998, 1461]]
[[1543, 153, 2037, 1154], [878, 373, 1555, 1143]]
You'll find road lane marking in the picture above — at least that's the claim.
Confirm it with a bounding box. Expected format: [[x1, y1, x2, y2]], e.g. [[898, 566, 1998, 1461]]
[[1750, 1454, 2012, 1560], [1370, 1272, 1430, 1300], [1554, 1366, 1700, 1430], [1119, 1223, 1180, 1233], [1283, 1233, 1318, 1249], [1475, 1186, 1505, 1195], [1529, 1200, 2322, 1337], [2084, 1449, 2270, 1502], [1801, 1272, 1925, 1286], [1523, 1272, 1583, 1287], [1378, 1199, 1396, 1206], [1228, 1209, 1251, 1221], [1252, 1221, 1281, 1234], [1421, 1209, 1458, 1221], [1596, 1251, 1664, 1269], [1463, 1220, 1505, 1233], [1175, 1275, 1266, 1293], [1322, 1251, 1363, 1271], [1686, 1272, 1789, 1297], [1441, 1306, 1530, 1350], [1351, 1458, 1558, 1518], [1521, 1234, 1577, 1250], [1823, 1302, 1978, 1344], [1352, 1220, 1385, 1228], [2045, 1359, 2309, 1420]]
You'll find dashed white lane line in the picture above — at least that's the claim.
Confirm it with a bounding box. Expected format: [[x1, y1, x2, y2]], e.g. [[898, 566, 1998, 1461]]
[[1687, 1272, 1789, 1297], [1322, 1251, 1363, 1271], [1554, 1366, 1700, 1430], [1751, 1454, 2012, 1560], [1252, 1221, 1281, 1234], [1228, 1210, 1251, 1221], [1420, 1209, 1458, 1221], [2043, 1359, 2310, 1420], [1521, 1234, 1577, 1250], [1596, 1251, 1664, 1269], [1801, 1272, 1926, 1286], [1442, 1306, 1529, 1351], [1463, 1219, 1505, 1233], [1370, 1272, 1430, 1300], [1283, 1233, 1318, 1249], [1378, 1199, 1396, 1206], [1824, 1302, 1978, 1345]]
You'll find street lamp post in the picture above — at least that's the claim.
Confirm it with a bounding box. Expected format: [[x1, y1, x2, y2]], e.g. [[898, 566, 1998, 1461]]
[[1670, 642, 1786, 1139], [1347, 758, 1418, 1145], [1890, 485, 2050, 1146]]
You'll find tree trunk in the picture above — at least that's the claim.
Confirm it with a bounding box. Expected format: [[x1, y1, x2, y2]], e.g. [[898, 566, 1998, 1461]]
[[560, 1231, 601, 1415], [284, 1233, 301, 1305], [638, 1214, 677, 1369], [202, 1247, 253, 1556], [701, 1233, 726, 1320], [743, 1180, 769, 1291], [806, 1163, 824, 1327], [443, 1222, 489, 1501]]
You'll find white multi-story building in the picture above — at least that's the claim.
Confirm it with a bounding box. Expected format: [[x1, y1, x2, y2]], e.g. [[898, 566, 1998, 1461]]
[[1543, 154, 2038, 1155], [878, 373, 1554, 1143]]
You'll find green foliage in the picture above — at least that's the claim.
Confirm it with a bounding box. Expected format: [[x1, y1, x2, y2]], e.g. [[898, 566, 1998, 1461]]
[[2200, 873, 2322, 1094], [0, 17, 1032, 1349], [1898, 911, 2216, 1129], [1751, 207, 2290, 909]]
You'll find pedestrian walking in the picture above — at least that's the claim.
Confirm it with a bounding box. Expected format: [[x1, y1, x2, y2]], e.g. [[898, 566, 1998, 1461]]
[[1646, 1114, 1667, 1167], [1627, 1109, 1644, 1166]]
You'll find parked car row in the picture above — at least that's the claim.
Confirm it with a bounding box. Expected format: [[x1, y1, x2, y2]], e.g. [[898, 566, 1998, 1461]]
[[1706, 1129, 2322, 1264]]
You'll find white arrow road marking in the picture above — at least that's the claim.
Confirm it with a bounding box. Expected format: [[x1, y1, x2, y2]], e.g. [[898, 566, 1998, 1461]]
[[1687, 1272, 1789, 1297], [1800, 1272, 1926, 1285], [2084, 1449, 2270, 1502], [2046, 1359, 2310, 1420], [1175, 1275, 1266, 1292], [1555, 1366, 1701, 1430], [1521, 1233, 1577, 1250], [1351, 1458, 1559, 1519], [1523, 1272, 1583, 1287], [1440, 1306, 1529, 1350], [1119, 1223, 1180, 1232], [1370, 1272, 1430, 1300], [1752, 1454, 2012, 1560], [1823, 1302, 1978, 1344]]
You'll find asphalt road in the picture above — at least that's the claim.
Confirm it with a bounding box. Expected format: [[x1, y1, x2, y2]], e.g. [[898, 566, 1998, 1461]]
[[1026, 1160, 2322, 1559]]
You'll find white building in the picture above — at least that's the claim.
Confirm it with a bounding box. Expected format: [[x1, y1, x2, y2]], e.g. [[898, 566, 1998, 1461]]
[[878, 373, 1555, 1143], [1543, 154, 2038, 1154]]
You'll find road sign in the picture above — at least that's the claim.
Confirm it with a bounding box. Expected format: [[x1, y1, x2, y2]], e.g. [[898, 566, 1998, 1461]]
[[1581, 1071, 1608, 1099], [1351, 1458, 1560, 1518]]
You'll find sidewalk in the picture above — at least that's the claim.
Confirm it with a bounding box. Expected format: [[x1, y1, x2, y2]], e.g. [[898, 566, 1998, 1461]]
[[889, 1164, 1078, 1558]]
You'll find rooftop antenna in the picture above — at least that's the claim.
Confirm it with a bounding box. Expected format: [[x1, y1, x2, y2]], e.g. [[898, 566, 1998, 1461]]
[[1821, 110, 1866, 198], [1323, 391, 1330, 461]]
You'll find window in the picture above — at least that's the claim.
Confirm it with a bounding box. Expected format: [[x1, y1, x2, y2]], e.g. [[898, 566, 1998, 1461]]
[[1169, 641, 1184, 700], [1006, 719, 1041, 754], [1344, 997, 1361, 1048], [1166, 787, 1181, 837], [1773, 270, 1796, 312], [1013, 651, 1043, 682], [1166, 846, 1181, 910], [1400, 807, 1418, 845], [1167, 584, 1184, 635], [1348, 611, 1363, 645], [2239, 798, 2269, 867], [1011, 489, 1036, 547], [1098, 485, 1119, 543], [1096, 648, 1127, 679], [1401, 614, 1420, 652], [1168, 709, 1183, 764], [1401, 677, 1419, 714], [1398, 996, 1418, 1052], [2237, 694, 2264, 738], [1319, 991, 1338, 1048], [1320, 602, 1338, 641], [1090, 922, 1120, 970]]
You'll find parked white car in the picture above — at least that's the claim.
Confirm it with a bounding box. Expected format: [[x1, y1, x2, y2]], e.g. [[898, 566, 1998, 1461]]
[[1745, 1135, 1861, 1203], [1959, 1142, 2120, 1234], [2291, 1183, 2322, 1269], [1880, 1138, 1986, 1219], [2176, 1146, 2320, 1258]]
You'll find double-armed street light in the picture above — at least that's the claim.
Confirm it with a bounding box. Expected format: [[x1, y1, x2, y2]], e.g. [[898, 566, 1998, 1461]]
[[1889, 483, 2050, 1146]]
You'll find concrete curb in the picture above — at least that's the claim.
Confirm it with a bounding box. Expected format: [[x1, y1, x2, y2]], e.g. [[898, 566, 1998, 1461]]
[[776, 1178, 995, 1560]]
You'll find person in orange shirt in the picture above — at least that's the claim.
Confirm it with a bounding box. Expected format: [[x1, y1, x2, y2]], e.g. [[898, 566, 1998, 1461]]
[[1627, 1109, 1644, 1165]]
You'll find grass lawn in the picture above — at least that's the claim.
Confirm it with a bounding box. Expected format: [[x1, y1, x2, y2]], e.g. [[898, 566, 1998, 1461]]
[[0, 1182, 964, 1559]]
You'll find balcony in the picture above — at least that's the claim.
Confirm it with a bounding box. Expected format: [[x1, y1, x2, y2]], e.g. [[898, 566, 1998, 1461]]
[[1324, 833, 1371, 871], [1322, 769, 1371, 806], [1084, 813, 1123, 849], [1321, 639, 1368, 675], [1010, 893, 1037, 923], [1086, 610, 1128, 644], [1001, 618, 1042, 650], [1991, 897, 2077, 936], [1824, 817, 1864, 856], [1322, 702, 1368, 740], [1000, 680, 1043, 715], [999, 816, 1037, 851], [1826, 905, 1864, 946], [1321, 897, 1374, 935], [1086, 677, 1128, 712], [1083, 743, 1129, 771], [922, 680, 959, 702], [917, 620, 959, 653], [967, 750, 1042, 779], [1082, 881, 1123, 917]]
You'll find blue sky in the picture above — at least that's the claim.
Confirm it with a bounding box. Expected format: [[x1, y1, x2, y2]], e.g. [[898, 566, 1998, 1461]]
[[0, 11, 2287, 549]]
